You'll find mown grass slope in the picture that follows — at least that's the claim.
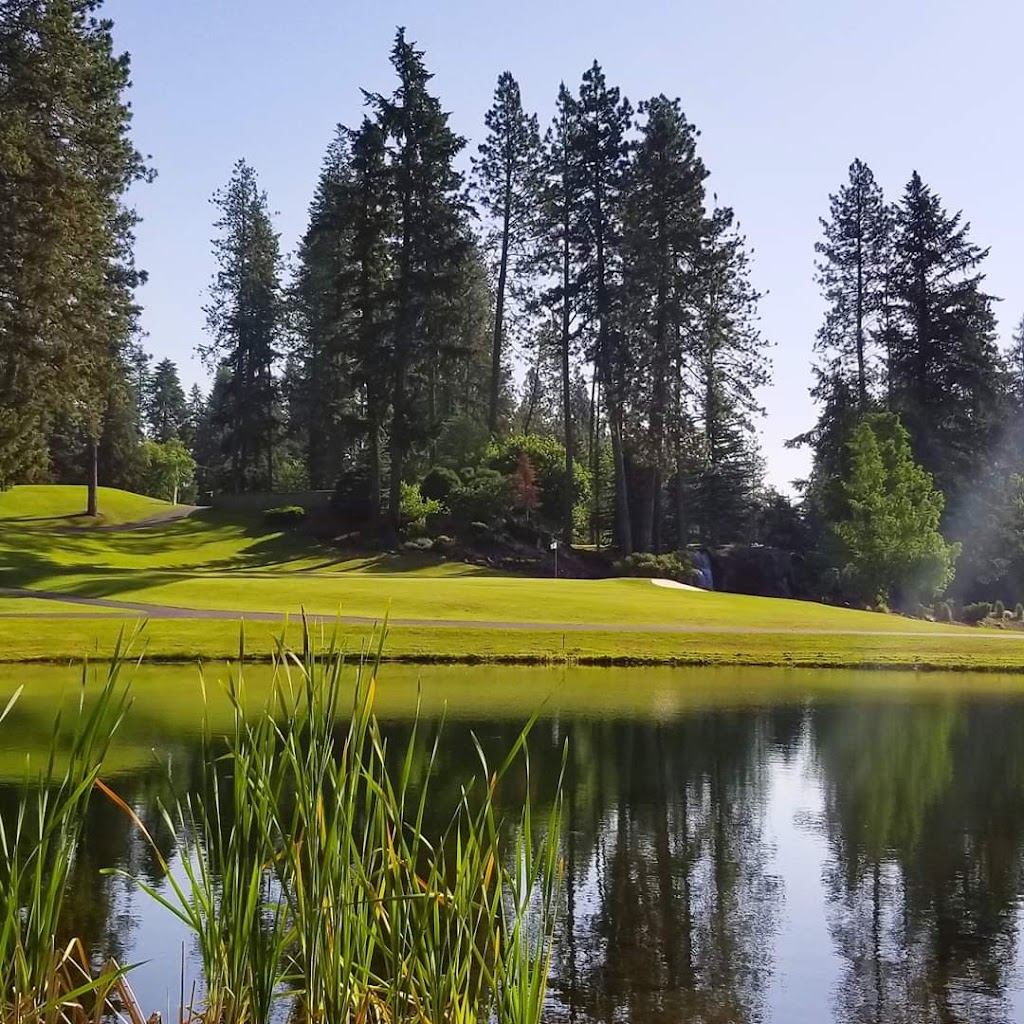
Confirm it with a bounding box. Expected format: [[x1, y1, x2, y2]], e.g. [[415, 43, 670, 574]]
[[0, 485, 1021, 668]]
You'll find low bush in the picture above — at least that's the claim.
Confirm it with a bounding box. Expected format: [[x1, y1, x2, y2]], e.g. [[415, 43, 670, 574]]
[[934, 600, 954, 623], [961, 601, 992, 625], [994, 599, 1006, 619], [617, 551, 698, 585], [1016, 603, 1024, 621], [402, 537, 434, 552], [420, 466, 462, 502], [448, 469, 511, 527], [399, 481, 442, 534], [432, 534, 455, 554], [264, 505, 306, 527], [332, 466, 373, 523]]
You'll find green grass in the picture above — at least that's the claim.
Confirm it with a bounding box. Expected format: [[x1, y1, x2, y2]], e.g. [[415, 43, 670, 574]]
[[0, 484, 175, 528], [0, 616, 1022, 670], [1, 484, 1022, 669]]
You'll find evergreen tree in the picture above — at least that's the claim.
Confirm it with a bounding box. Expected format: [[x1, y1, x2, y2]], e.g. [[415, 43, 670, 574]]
[[573, 62, 633, 551], [146, 358, 187, 442], [535, 82, 585, 543], [181, 383, 206, 454], [346, 114, 393, 518], [888, 172, 1001, 503], [685, 208, 769, 546], [833, 412, 959, 608], [620, 95, 708, 550], [472, 71, 542, 436], [0, 0, 150, 503], [201, 159, 283, 492], [814, 160, 891, 408], [291, 132, 361, 488], [369, 29, 470, 531]]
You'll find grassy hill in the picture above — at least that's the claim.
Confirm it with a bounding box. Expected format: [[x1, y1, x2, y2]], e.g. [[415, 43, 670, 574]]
[[0, 485, 1021, 669], [0, 485, 175, 528]]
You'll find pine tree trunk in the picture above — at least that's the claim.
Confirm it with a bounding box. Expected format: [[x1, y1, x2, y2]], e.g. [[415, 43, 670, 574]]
[[560, 222, 575, 546], [86, 439, 99, 517], [635, 465, 655, 554], [368, 410, 382, 522], [591, 376, 601, 549], [856, 194, 867, 408], [489, 198, 512, 436]]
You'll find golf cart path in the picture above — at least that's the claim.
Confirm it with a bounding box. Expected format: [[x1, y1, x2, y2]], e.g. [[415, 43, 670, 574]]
[[55, 505, 207, 534], [0, 586, 1020, 639]]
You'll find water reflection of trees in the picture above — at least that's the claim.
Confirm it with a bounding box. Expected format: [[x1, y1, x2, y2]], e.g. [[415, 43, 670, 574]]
[[548, 712, 784, 1024], [812, 698, 1024, 1024], [9, 692, 1024, 1024]]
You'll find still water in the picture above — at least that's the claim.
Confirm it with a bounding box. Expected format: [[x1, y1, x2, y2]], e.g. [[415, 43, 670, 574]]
[[4, 663, 1024, 1024]]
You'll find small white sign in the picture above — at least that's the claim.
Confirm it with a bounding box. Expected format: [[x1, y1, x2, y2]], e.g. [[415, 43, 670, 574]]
[[550, 540, 559, 550]]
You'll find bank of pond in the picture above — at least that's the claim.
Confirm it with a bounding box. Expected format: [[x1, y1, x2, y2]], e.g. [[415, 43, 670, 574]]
[[4, 645, 1024, 1023]]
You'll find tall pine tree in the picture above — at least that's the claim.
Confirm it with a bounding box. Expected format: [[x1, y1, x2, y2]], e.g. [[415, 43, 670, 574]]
[[620, 95, 708, 550], [814, 160, 890, 409], [888, 172, 1001, 505], [472, 72, 541, 436], [369, 29, 469, 531], [0, 0, 150, 507], [201, 159, 283, 492]]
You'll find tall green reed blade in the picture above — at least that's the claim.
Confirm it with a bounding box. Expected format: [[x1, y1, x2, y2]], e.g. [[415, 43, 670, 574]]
[[0, 625, 139, 1024], [105, 619, 564, 1024]]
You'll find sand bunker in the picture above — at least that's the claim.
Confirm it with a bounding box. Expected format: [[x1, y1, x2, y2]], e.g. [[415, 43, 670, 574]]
[[650, 578, 707, 593]]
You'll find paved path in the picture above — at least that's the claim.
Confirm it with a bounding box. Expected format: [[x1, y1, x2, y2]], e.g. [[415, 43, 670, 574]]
[[1, 586, 1022, 639], [55, 505, 207, 534]]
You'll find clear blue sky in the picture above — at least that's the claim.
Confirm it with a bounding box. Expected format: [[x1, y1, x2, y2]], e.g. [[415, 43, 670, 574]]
[[105, 0, 1024, 491]]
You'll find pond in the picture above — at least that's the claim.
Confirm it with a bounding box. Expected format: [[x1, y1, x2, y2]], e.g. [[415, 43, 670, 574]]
[[4, 662, 1024, 1024]]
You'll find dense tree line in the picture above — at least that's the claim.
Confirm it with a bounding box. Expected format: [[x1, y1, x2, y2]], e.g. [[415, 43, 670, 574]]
[[9, 5, 1024, 608], [217, 34, 772, 551], [801, 159, 1024, 606]]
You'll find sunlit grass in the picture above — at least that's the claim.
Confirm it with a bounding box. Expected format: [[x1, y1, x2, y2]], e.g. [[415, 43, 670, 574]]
[[0, 485, 174, 529]]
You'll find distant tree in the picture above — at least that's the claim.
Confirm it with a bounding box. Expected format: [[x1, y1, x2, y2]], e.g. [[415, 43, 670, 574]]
[[146, 358, 188, 442], [814, 160, 891, 409], [140, 438, 195, 504], [833, 412, 959, 608], [888, 172, 1002, 504], [512, 453, 540, 520], [685, 208, 769, 546], [573, 62, 633, 552], [535, 83, 585, 544], [290, 131, 360, 488], [201, 159, 283, 492], [0, 0, 150, 504], [180, 384, 206, 453], [1008, 315, 1024, 406], [620, 95, 708, 551], [368, 29, 470, 531], [472, 71, 542, 436]]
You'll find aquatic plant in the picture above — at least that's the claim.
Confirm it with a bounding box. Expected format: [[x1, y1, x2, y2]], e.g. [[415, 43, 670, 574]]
[[105, 623, 565, 1024], [0, 631, 138, 1024]]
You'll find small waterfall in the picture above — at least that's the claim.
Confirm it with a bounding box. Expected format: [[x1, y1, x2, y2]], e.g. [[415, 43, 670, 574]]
[[689, 549, 714, 591]]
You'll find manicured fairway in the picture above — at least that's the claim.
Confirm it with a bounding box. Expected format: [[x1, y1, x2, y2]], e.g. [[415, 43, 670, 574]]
[[1, 485, 1022, 668]]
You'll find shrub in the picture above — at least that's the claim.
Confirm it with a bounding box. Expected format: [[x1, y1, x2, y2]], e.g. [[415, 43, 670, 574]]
[[994, 599, 1006, 619], [332, 466, 373, 523], [487, 434, 592, 534], [617, 551, 698, 586], [402, 537, 434, 552], [448, 469, 511, 526], [961, 601, 992, 625], [432, 535, 455, 554], [934, 600, 954, 623], [264, 505, 306, 527], [420, 466, 462, 502], [399, 481, 442, 534], [1016, 603, 1024, 621]]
